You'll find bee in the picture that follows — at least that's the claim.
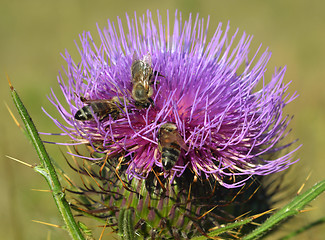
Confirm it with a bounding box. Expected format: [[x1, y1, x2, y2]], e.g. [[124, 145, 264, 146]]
[[131, 52, 163, 108], [74, 96, 127, 121], [158, 123, 188, 171]]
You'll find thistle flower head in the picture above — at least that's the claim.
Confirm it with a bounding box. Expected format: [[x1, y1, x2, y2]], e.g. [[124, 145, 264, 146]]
[[47, 10, 298, 188]]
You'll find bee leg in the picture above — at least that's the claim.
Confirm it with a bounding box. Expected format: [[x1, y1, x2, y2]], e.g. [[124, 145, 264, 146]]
[[136, 99, 154, 108], [106, 113, 120, 121], [150, 71, 165, 85], [80, 96, 88, 102], [148, 97, 154, 107], [151, 79, 160, 86], [135, 101, 150, 109], [154, 71, 165, 78]]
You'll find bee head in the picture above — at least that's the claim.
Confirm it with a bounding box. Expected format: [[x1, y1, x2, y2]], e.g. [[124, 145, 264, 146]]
[[160, 123, 178, 132]]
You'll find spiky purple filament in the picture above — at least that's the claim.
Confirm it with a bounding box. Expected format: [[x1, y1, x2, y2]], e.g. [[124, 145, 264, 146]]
[[45, 10, 299, 188]]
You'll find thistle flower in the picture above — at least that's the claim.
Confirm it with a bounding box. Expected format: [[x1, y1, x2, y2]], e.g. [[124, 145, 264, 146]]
[[46, 9, 298, 189]]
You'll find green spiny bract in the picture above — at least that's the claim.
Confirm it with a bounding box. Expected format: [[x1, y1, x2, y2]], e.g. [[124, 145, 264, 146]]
[[66, 149, 279, 239]]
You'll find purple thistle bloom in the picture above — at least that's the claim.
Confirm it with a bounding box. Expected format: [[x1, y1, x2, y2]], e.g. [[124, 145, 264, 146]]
[[46, 10, 299, 188]]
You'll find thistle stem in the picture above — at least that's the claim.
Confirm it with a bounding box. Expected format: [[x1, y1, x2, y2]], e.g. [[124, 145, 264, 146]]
[[243, 180, 325, 240], [9, 82, 85, 240]]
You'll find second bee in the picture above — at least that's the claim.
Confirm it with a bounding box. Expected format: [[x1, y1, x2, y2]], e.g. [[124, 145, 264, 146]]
[[158, 123, 188, 171]]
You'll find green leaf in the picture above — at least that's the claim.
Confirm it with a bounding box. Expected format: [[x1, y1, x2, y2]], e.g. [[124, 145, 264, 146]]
[[242, 180, 325, 240], [192, 217, 254, 240], [192, 180, 325, 239]]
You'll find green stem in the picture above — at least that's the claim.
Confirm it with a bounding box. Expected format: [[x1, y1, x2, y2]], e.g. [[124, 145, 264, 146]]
[[192, 217, 254, 240], [10, 84, 85, 240], [242, 180, 325, 240]]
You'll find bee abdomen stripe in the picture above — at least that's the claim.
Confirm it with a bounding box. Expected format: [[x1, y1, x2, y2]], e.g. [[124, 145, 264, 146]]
[[161, 148, 180, 162], [75, 107, 93, 120]]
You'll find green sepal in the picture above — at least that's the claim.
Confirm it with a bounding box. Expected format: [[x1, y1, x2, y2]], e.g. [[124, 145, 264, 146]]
[[118, 208, 135, 240]]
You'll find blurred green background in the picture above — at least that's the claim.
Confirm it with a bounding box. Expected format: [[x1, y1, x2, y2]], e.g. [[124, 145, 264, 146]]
[[1, 0, 324, 239]]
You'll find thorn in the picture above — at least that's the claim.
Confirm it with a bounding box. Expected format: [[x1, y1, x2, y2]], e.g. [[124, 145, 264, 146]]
[[6, 73, 14, 91], [197, 204, 219, 220], [31, 189, 52, 193], [250, 221, 261, 226], [99, 219, 109, 240], [58, 148, 76, 187], [114, 166, 135, 194], [5, 102, 21, 129], [187, 182, 192, 202], [83, 162, 102, 188], [297, 172, 312, 195], [5, 155, 33, 168], [233, 211, 251, 221], [247, 184, 261, 201], [99, 153, 109, 177], [251, 208, 276, 220], [32, 220, 62, 229], [299, 208, 313, 213], [152, 168, 166, 192]]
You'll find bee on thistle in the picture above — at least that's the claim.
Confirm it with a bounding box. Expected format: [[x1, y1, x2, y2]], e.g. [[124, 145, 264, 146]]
[[48, 10, 299, 188], [74, 96, 128, 121], [131, 52, 164, 108], [46, 9, 300, 239], [158, 123, 188, 171]]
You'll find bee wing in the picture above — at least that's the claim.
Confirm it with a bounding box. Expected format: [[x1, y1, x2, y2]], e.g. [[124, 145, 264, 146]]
[[132, 51, 139, 63], [132, 52, 152, 64], [80, 99, 106, 104], [94, 100, 122, 118], [142, 52, 152, 66], [80, 99, 119, 111], [172, 131, 189, 151]]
